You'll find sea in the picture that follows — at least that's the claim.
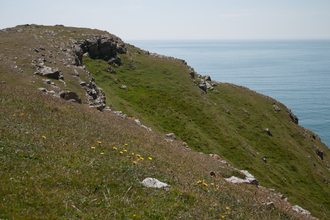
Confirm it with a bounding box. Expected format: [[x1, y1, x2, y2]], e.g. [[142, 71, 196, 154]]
[[128, 40, 330, 148]]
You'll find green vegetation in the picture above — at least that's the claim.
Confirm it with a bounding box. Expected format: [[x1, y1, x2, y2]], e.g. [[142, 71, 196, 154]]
[[1, 24, 330, 219]]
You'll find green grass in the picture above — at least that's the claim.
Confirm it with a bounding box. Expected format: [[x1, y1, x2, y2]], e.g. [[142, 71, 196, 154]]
[[1, 24, 330, 219], [0, 85, 306, 219]]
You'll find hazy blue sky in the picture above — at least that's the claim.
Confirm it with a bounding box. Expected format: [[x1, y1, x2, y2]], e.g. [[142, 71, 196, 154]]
[[1, 0, 330, 40]]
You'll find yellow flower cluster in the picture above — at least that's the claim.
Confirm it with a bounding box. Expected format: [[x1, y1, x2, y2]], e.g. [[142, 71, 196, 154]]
[[89, 142, 153, 164]]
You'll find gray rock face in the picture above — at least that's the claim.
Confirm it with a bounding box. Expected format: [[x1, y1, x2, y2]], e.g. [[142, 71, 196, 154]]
[[75, 36, 127, 64], [288, 109, 298, 124], [141, 178, 170, 189]]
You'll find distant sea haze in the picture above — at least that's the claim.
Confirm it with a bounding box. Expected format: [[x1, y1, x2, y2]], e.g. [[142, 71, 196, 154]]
[[129, 39, 330, 148]]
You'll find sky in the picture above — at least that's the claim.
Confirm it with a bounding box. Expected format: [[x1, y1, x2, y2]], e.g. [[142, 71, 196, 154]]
[[0, 0, 330, 41]]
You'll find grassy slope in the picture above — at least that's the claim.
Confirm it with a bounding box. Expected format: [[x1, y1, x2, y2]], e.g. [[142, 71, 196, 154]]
[[0, 24, 329, 219], [0, 85, 308, 219], [83, 43, 330, 219]]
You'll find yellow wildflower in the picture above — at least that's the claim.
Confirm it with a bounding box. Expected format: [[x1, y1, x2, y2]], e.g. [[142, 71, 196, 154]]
[[97, 141, 102, 144], [120, 151, 123, 154], [140, 157, 144, 160], [148, 157, 152, 160], [222, 216, 225, 219], [100, 153, 104, 155], [91, 147, 95, 149], [203, 183, 208, 187], [113, 147, 117, 150], [228, 212, 230, 215], [133, 214, 136, 217], [136, 154, 140, 157], [124, 150, 127, 152], [226, 207, 229, 210], [211, 183, 214, 186], [132, 153, 134, 155], [133, 161, 136, 164], [125, 143, 128, 146], [197, 180, 202, 184], [42, 136, 46, 139]]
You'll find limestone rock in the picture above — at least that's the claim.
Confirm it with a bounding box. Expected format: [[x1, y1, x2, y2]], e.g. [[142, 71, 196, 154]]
[[39, 66, 62, 79], [166, 133, 176, 139], [120, 85, 127, 90], [224, 170, 259, 185], [141, 178, 170, 189], [292, 205, 311, 216]]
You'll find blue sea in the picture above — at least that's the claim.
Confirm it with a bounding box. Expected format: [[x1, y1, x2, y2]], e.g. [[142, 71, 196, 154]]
[[129, 40, 330, 148]]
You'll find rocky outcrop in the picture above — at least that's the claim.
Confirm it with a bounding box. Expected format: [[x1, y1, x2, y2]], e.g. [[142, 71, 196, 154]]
[[288, 109, 298, 124], [74, 35, 127, 65]]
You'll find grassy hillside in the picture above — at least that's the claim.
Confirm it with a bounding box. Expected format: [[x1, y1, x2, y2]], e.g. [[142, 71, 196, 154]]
[[1, 24, 330, 219]]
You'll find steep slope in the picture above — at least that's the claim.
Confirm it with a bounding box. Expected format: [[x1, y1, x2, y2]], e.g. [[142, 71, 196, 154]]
[[0, 24, 330, 219]]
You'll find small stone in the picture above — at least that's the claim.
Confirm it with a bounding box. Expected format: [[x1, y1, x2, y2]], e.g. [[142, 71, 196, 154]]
[[265, 128, 273, 136], [141, 178, 170, 190], [38, 88, 47, 92], [266, 202, 274, 208], [1, 81, 5, 84], [210, 171, 216, 177], [120, 85, 127, 90], [166, 133, 176, 139]]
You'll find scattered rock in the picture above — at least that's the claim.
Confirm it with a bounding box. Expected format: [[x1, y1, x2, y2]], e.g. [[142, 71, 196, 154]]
[[273, 105, 281, 111], [2, 81, 5, 84], [38, 88, 48, 92], [243, 108, 250, 116], [210, 171, 216, 177], [60, 91, 81, 103], [108, 54, 122, 66], [292, 205, 311, 216], [262, 158, 267, 163], [265, 128, 273, 136], [266, 202, 275, 208], [38, 65, 62, 79], [120, 85, 127, 90], [42, 79, 51, 84], [189, 71, 195, 78], [141, 178, 170, 190], [205, 75, 211, 81], [224, 170, 259, 185], [198, 83, 207, 92], [166, 133, 176, 139], [316, 149, 323, 160]]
